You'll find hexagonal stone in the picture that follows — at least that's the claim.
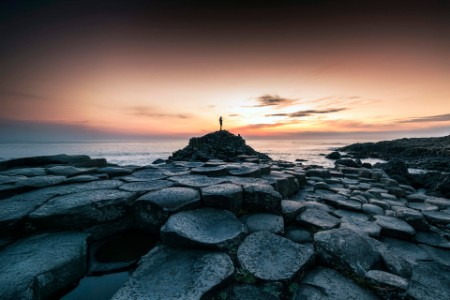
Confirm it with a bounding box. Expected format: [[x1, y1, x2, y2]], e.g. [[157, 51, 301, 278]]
[[297, 209, 340, 230], [46, 165, 95, 177], [243, 184, 282, 214], [191, 165, 228, 176], [133, 187, 201, 232], [237, 231, 314, 281], [408, 202, 439, 211], [362, 203, 385, 216], [340, 218, 381, 238], [201, 183, 243, 213], [240, 213, 284, 234], [425, 197, 450, 209], [1, 167, 46, 177], [334, 209, 369, 221], [406, 193, 428, 202], [15, 175, 66, 188], [415, 231, 450, 249], [98, 166, 133, 177], [229, 166, 262, 177], [128, 168, 166, 181], [314, 228, 381, 276], [365, 270, 409, 299], [407, 262, 450, 300], [285, 226, 313, 243], [281, 200, 304, 221], [119, 180, 174, 193], [65, 175, 99, 183], [375, 216, 416, 240], [381, 237, 430, 264], [293, 267, 379, 300], [111, 245, 234, 300], [422, 210, 450, 225], [29, 189, 136, 229], [169, 174, 228, 188], [160, 208, 247, 250], [0, 232, 88, 299], [228, 285, 278, 300]]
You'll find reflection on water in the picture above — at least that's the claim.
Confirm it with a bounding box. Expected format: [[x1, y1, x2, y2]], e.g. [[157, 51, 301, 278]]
[[61, 271, 130, 300]]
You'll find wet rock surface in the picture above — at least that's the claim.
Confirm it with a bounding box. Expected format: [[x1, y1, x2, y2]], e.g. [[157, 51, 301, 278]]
[[0, 138, 449, 300]]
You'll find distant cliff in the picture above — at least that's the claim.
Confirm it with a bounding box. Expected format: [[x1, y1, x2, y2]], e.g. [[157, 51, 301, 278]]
[[168, 130, 271, 162]]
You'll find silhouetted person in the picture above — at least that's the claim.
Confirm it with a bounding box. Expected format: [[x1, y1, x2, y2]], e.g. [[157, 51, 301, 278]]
[[219, 116, 223, 131]]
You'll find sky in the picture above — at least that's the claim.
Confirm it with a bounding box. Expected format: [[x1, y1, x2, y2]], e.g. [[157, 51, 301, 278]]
[[0, 0, 449, 141]]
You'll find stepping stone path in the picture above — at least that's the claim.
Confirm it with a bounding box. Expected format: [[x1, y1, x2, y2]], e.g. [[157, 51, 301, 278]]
[[0, 133, 449, 300]]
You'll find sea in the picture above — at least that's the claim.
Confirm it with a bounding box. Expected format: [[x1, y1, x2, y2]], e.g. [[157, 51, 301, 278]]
[[0, 139, 385, 167]]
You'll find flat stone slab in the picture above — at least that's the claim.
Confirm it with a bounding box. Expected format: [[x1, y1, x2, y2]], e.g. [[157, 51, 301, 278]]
[[241, 213, 284, 234], [29, 189, 136, 229], [98, 166, 133, 177], [365, 270, 409, 298], [374, 215, 416, 239], [229, 166, 262, 177], [243, 184, 282, 214], [1, 167, 46, 177], [314, 228, 380, 276], [424, 197, 450, 209], [293, 267, 379, 300], [133, 187, 201, 232], [15, 175, 66, 188], [297, 209, 340, 230], [0, 232, 88, 299], [46, 165, 95, 177], [169, 174, 228, 188], [237, 231, 314, 281], [128, 169, 166, 181], [407, 262, 450, 300], [381, 237, 430, 264], [422, 210, 450, 225], [119, 180, 174, 193], [340, 218, 381, 237], [201, 183, 243, 213], [160, 208, 247, 249], [191, 165, 228, 176], [111, 245, 234, 300]]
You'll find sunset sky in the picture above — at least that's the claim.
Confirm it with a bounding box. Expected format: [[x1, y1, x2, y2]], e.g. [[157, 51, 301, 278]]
[[1, 0, 449, 141]]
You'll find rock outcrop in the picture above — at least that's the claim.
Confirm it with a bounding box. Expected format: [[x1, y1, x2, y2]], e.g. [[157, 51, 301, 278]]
[[168, 130, 271, 162]]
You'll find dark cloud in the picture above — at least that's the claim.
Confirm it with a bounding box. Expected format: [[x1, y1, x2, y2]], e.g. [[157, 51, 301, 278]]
[[0, 90, 53, 102], [266, 108, 346, 118], [398, 113, 450, 123], [129, 106, 192, 119], [247, 94, 297, 108]]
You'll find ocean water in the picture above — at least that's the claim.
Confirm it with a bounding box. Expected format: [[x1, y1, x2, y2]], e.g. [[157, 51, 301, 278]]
[[0, 139, 384, 167]]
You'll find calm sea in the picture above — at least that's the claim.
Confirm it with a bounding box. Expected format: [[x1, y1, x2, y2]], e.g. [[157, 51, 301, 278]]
[[0, 139, 384, 167]]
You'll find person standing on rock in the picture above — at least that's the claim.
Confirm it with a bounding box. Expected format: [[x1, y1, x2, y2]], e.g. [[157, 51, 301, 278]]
[[219, 116, 223, 131]]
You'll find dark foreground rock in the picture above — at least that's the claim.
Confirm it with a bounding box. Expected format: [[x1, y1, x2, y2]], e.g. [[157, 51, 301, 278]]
[[111, 245, 234, 300], [237, 231, 314, 281], [1, 141, 449, 300], [0, 232, 88, 299]]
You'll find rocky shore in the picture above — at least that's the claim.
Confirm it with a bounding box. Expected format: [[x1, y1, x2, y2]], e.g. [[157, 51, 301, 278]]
[[0, 132, 449, 300], [333, 135, 450, 198]]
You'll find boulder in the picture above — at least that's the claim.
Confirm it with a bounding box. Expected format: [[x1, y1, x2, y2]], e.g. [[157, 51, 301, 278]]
[[0, 232, 88, 299], [160, 208, 247, 250], [237, 231, 314, 281], [326, 151, 341, 159], [111, 245, 234, 300]]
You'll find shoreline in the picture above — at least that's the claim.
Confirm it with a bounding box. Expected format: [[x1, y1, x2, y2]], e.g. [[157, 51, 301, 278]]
[[0, 150, 449, 299]]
